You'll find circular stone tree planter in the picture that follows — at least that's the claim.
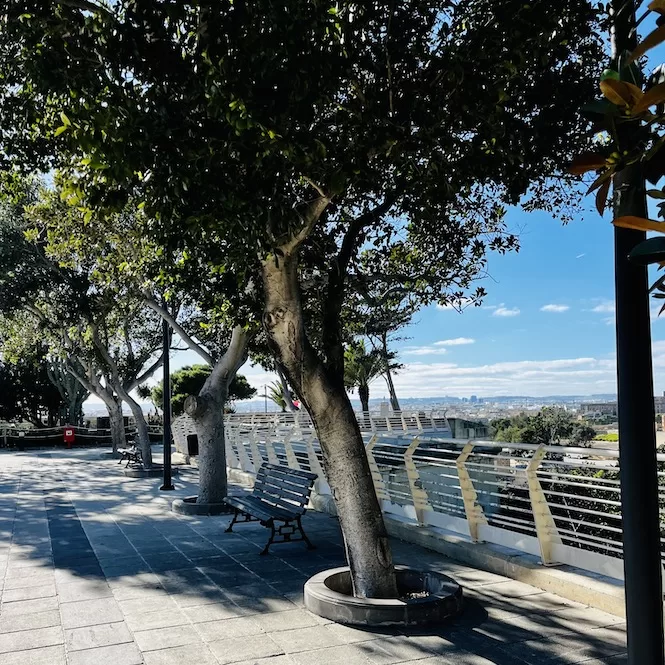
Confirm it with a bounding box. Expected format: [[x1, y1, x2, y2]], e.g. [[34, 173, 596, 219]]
[[172, 496, 235, 516], [304, 565, 462, 627]]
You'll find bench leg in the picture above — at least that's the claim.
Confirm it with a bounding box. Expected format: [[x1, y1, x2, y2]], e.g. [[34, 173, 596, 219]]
[[297, 516, 316, 551], [260, 520, 276, 556], [225, 509, 239, 533]]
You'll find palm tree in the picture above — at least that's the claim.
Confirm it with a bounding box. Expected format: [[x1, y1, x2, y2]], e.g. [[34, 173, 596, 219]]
[[267, 381, 287, 412], [344, 341, 384, 414]]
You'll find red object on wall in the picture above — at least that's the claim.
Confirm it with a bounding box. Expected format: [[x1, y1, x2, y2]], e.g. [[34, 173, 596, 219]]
[[63, 427, 76, 448]]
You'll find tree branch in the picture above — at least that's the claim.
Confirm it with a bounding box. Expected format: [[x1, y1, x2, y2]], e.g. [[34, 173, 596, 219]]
[[143, 295, 215, 366], [55, 0, 113, 17], [205, 325, 248, 393], [129, 353, 164, 392], [282, 195, 331, 252]]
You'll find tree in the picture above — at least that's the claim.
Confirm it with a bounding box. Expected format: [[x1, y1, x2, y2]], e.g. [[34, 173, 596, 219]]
[[0, 0, 603, 598], [491, 409, 596, 446], [344, 341, 385, 414], [150, 364, 256, 416], [571, 422, 596, 447], [267, 381, 288, 412], [0, 346, 64, 427], [46, 359, 89, 425], [0, 177, 167, 460]]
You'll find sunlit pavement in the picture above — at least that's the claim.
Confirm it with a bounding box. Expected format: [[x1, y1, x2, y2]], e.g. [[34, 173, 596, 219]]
[[0, 447, 627, 665]]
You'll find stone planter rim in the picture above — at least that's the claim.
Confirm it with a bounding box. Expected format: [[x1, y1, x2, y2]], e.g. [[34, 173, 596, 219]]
[[171, 495, 235, 516], [304, 565, 462, 626]]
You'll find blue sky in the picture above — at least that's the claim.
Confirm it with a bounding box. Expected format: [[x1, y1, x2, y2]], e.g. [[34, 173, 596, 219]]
[[165, 197, 665, 400]]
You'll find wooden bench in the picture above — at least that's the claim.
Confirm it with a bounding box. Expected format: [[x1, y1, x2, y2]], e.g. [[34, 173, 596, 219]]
[[224, 463, 318, 555], [118, 446, 142, 468]]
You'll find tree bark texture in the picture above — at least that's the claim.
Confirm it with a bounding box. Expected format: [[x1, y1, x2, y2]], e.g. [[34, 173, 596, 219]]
[[359, 384, 370, 415], [107, 398, 126, 453], [185, 326, 248, 505], [262, 252, 398, 599], [186, 392, 227, 503], [123, 393, 153, 468]]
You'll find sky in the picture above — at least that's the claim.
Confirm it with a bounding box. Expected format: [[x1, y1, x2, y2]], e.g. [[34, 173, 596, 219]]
[[160, 198, 665, 401]]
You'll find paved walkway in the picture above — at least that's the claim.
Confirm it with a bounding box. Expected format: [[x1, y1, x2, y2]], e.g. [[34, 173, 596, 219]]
[[0, 448, 627, 665]]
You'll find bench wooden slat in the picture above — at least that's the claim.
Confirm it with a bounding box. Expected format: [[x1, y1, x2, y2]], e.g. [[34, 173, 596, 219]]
[[251, 490, 307, 515], [258, 464, 316, 483], [224, 463, 318, 555], [255, 477, 311, 502], [255, 468, 313, 491], [224, 495, 297, 522]]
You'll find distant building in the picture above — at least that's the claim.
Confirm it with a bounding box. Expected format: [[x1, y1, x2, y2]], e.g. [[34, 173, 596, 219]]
[[470, 395, 478, 403], [580, 393, 665, 417], [579, 403, 618, 417], [655, 392, 665, 414], [447, 417, 489, 440]]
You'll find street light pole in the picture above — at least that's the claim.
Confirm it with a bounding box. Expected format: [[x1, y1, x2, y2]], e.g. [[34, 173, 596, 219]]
[[611, 2, 663, 662], [160, 315, 174, 491]]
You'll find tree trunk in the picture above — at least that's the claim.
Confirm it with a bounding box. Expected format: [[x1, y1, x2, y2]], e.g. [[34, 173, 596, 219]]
[[186, 392, 227, 503], [107, 398, 126, 453], [185, 326, 248, 505], [123, 393, 153, 468], [359, 384, 370, 415], [262, 252, 397, 599], [381, 333, 401, 412]]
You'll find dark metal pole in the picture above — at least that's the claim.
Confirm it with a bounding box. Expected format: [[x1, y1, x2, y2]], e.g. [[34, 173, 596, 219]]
[[160, 316, 174, 491], [611, 2, 663, 662]]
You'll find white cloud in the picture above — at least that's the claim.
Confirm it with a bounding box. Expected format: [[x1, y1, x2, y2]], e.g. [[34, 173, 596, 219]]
[[391, 356, 618, 398], [433, 337, 475, 346], [493, 306, 520, 317], [592, 301, 615, 314], [541, 304, 569, 313], [402, 346, 448, 356]]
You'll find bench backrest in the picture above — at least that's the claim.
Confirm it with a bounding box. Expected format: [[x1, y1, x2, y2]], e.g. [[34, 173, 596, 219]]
[[253, 463, 318, 516]]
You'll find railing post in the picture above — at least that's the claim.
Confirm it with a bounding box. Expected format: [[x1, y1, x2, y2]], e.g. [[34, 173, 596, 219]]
[[526, 445, 562, 566], [403, 437, 432, 525], [236, 427, 254, 472], [400, 412, 408, 433], [456, 442, 488, 543], [225, 426, 241, 469], [304, 433, 325, 478], [283, 430, 299, 470], [265, 426, 280, 466], [365, 435, 390, 502], [248, 427, 264, 472]]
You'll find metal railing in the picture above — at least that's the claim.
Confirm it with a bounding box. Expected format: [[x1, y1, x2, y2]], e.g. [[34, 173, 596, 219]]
[[168, 411, 655, 582], [220, 420, 664, 582], [225, 409, 452, 435]]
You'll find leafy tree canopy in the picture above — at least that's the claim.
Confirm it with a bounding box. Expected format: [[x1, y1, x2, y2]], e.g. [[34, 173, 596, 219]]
[[0, 0, 604, 365], [149, 364, 256, 416], [0, 342, 64, 427], [491, 408, 597, 446]]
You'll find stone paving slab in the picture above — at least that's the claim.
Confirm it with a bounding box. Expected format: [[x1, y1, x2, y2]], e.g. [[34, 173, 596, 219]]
[[0, 448, 629, 664]]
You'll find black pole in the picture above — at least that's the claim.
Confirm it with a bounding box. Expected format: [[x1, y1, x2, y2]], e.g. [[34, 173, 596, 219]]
[[160, 316, 174, 491], [611, 2, 663, 663]]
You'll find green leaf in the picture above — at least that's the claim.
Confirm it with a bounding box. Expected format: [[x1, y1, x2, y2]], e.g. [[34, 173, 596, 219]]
[[54, 125, 68, 136], [59, 111, 71, 127], [647, 189, 665, 199]]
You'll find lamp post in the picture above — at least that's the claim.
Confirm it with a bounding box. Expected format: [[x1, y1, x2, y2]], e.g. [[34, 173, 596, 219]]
[[160, 314, 174, 491], [611, 1, 663, 662]]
